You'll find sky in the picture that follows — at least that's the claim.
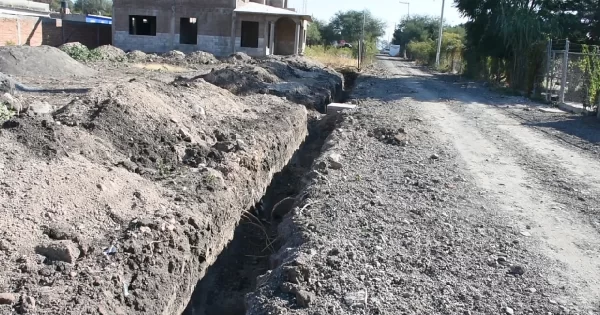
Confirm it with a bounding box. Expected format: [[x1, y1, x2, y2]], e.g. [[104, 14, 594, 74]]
[[288, 0, 467, 42]]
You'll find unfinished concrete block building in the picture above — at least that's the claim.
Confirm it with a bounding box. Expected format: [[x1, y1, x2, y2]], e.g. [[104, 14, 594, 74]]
[[112, 0, 311, 56]]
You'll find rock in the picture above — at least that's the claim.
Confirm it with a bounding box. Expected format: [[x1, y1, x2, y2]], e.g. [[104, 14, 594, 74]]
[[0, 293, 16, 305], [96, 183, 106, 191], [328, 153, 343, 170], [280, 282, 299, 294], [295, 290, 314, 308], [139, 226, 152, 234], [430, 154, 440, 160], [344, 290, 367, 308], [191, 104, 206, 118], [526, 288, 536, 293], [1, 92, 24, 112], [0, 239, 9, 251], [20, 295, 35, 313], [505, 307, 514, 315], [178, 128, 192, 142], [548, 299, 558, 305], [508, 265, 525, 276], [520, 231, 531, 237], [35, 240, 80, 263], [27, 100, 53, 115]]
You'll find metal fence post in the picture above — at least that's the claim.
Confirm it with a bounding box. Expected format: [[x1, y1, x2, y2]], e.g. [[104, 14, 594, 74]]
[[559, 39, 569, 104], [545, 39, 552, 102]]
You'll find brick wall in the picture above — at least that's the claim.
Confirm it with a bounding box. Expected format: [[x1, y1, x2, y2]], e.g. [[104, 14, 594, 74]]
[[0, 15, 111, 48]]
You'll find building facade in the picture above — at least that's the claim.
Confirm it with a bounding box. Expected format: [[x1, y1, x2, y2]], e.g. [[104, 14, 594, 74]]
[[112, 0, 310, 56]]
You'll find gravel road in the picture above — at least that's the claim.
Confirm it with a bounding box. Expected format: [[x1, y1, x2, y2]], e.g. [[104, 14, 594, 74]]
[[248, 57, 600, 314]]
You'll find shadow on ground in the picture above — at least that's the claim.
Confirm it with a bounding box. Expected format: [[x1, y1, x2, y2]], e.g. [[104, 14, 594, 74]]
[[357, 57, 600, 148]]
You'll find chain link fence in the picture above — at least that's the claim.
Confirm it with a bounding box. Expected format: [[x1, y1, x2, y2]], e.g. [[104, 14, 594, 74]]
[[541, 40, 600, 115]]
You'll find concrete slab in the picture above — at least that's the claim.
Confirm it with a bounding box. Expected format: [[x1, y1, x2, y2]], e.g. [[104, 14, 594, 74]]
[[538, 107, 565, 114], [558, 102, 590, 114], [327, 103, 357, 115]]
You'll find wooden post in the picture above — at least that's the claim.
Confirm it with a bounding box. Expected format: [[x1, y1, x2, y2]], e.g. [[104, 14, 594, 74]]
[[559, 39, 569, 104]]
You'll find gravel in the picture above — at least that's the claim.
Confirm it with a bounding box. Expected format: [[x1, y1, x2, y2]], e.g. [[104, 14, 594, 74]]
[[246, 58, 600, 314]]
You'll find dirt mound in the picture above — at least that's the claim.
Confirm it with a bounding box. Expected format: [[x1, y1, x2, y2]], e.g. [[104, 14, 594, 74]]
[[202, 57, 343, 112], [163, 50, 186, 60], [0, 74, 308, 315], [202, 65, 280, 95], [186, 51, 219, 65], [0, 45, 94, 78], [224, 52, 252, 64], [126, 50, 147, 61], [92, 45, 126, 61]]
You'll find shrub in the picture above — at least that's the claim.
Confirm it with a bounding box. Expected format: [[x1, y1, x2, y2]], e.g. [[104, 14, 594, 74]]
[[59, 43, 102, 61], [407, 39, 436, 65]]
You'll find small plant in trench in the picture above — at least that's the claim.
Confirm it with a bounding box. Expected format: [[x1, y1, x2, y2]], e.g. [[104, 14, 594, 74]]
[[0, 101, 15, 122], [60, 44, 102, 62]]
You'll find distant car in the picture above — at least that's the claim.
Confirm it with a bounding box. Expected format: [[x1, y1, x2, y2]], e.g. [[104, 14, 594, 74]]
[[341, 43, 353, 48]]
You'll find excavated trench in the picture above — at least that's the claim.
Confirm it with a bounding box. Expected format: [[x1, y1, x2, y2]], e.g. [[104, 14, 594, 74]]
[[182, 69, 358, 315]]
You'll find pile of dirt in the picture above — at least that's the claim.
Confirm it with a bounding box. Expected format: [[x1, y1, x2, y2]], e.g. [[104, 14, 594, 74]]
[[163, 50, 186, 60], [202, 65, 280, 95], [126, 50, 148, 61], [224, 52, 252, 64], [186, 51, 219, 65], [92, 45, 126, 61], [0, 45, 94, 78], [201, 56, 343, 112], [0, 73, 309, 315]]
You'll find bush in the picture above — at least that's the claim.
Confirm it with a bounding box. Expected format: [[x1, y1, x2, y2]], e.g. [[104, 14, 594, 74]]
[[407, 39, 436, 64], [59, 42, 101, 61], [0, 101, 15, 123]]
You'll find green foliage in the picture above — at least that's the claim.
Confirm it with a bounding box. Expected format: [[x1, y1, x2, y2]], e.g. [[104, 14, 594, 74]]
[[327, 10, 386, 44], [407, 39, 436, 64], [0, 101, 15, 123], [393, 15, 440, 49], [60, 44, 101, 61], [307, 19, 323, 46], [72, 0, 112, 15], [578, 45, 600, 108]]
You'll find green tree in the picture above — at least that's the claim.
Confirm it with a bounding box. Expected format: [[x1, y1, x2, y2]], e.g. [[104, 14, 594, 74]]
[[327, 10, 386, 44], [307, 19, 323, 46], [392, 15, 440, 49], [72, 0, 112, 15]]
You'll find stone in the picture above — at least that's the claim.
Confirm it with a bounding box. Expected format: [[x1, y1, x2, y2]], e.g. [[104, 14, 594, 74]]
[[0, 239, 9, 251], [526, 288, 537, 293], [1, 92, 24, 112], [508, 265, 525, 276], [139, 226, 152, 234], [35, 240, 80, 263], [20, 295, 35, 313], [344, 290, 367, 308], [505, 307, 514, 315], [280, 282, 299, 294], [0, 293, 16, 305], [295, 290, 314, 308], [430, 154, 440, 160], [27, 101, 53, 115], [178, 128, 193, 142], [328, 153, 343, 170]]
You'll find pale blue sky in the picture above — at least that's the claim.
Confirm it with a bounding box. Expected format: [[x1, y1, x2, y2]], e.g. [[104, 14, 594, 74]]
[[288, 0, 467, 40]]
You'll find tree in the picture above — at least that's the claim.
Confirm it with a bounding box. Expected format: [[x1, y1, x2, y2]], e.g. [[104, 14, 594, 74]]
[[307, 19, 323, 46], [32, 0, 73, 11], [327, 10, 386, 44], [392, 15, 440, 49], [72, 0, 112, 15]]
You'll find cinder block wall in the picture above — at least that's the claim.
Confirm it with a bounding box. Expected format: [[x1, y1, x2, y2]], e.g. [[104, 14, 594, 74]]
[[113, 0, 236, 55], [0, 15, 111, 48]]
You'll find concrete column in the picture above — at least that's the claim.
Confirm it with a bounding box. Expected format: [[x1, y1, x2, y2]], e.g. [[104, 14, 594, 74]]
[[263, 18, 269, 55], [294, 21, 300, 56], [269, 21, 275, 55], [230, 13, 237, 54]]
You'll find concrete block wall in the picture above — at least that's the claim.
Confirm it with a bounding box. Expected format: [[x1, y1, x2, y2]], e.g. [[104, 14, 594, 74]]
[[235, 37, 265, 56], [0, 15, 110, 48]]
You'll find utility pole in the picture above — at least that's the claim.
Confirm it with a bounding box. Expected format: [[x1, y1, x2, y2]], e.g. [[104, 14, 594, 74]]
[[435, 0, 445, 67], [399, 1, 410, 18], [359, 10, 366, 70]]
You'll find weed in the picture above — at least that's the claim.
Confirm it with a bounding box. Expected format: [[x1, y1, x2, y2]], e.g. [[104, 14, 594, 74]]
[[4, 40, 16, 46], [0, 101, 15, 123]]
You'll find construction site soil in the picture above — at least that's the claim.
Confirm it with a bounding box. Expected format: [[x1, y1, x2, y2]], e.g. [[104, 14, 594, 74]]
[[0, 46, 344, 315]]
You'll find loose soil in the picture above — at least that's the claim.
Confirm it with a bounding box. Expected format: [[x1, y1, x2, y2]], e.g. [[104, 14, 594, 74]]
[[246, 58, 600, 314], [0, 46, 343, 315], [0, 46, 94, 78]]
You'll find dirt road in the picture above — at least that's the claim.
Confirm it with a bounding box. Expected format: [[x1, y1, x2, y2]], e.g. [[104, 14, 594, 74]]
[[249, 58, 600, 314]]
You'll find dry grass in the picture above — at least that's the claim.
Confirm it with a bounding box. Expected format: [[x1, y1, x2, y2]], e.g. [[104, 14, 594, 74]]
[[305, 46, 358, 69]]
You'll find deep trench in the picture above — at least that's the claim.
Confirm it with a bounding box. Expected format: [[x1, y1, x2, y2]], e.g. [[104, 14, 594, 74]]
[[182, 69, 358, 315]]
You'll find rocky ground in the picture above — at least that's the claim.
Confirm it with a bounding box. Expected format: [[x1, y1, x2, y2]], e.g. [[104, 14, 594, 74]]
[[0, 46, 343, 315], [247, 57, 600, 315]]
